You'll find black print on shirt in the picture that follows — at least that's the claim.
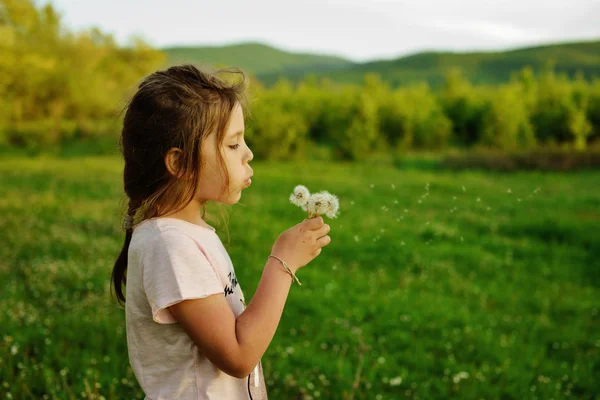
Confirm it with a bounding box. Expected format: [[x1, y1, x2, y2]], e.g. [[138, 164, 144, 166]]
[[224, 271, 238, 297]]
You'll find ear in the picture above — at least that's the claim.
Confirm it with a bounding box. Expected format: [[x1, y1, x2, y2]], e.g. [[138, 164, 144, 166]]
[[164, 147, 185, 179]]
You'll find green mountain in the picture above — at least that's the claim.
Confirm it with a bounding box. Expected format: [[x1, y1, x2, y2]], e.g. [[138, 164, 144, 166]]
[[162, 41, 355, 77], [257, 39, 600, 88], [162, 39, 600, 88]]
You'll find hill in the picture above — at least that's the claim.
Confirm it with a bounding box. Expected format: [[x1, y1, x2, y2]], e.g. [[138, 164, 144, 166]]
[[257, 39, 600, 87], [162, 41, 355, 78], [162, 39, 600, 88]]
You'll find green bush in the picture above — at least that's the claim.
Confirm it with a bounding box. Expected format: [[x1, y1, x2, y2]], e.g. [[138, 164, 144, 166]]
[[380, 83, 452, 150], [480, 84, 536, 150], [246, 81, 309, 160]]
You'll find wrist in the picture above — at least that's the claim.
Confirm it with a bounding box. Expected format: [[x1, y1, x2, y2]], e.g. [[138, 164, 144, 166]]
[[268, 255, 302, 286]]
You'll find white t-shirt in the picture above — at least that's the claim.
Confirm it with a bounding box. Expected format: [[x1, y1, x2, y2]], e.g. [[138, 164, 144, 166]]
[[125, 217, 268, 400]]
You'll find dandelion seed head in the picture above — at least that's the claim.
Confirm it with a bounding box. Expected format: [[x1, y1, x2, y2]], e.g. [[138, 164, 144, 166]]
[[307, 191, 338, 218], [322, 192, 340, 218], [290, 185, 310, 207]]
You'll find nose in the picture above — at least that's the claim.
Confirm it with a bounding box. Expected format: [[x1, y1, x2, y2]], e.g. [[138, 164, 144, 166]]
[[246, 147, 254, 163]]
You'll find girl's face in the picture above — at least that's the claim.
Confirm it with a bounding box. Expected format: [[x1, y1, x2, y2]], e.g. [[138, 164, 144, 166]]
[[196, 102, 254, 205]]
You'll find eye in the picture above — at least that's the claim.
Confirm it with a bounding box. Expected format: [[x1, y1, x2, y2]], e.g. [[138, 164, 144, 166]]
[[229, 144, 240, 150]]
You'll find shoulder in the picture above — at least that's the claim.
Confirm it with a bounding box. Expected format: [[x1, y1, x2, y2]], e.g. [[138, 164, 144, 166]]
[[134, 220, 200, 253]]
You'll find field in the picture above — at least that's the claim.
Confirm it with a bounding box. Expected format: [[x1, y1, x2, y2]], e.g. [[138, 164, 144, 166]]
[[1, 155, 599, 399]]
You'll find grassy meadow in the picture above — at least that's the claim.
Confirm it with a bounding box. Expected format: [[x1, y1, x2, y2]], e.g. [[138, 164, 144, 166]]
[[0, 155, 599, 399]]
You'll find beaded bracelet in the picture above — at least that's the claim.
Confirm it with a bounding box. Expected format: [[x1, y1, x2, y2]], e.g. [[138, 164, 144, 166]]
[[268, 255, 302, 286]]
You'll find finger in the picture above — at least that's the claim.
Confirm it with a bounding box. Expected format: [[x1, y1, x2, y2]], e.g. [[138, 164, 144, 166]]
[[305, 216, 324, 230], [316, 235, 331, 247], [314, 223, 330, 238]]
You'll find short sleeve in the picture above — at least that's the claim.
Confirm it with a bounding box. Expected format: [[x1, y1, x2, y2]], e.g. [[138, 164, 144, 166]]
[[141, 230, 225, 324]]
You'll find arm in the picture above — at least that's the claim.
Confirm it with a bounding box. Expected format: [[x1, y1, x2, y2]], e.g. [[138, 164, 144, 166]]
[[169, 257, 294, 378], [169, 217, 330, 378]]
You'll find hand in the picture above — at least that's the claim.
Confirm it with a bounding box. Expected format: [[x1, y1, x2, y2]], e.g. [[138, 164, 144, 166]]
[[271, 216, 331, 273]]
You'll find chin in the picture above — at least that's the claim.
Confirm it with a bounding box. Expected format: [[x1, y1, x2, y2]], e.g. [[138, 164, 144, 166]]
[[219, 191, 242, 205]]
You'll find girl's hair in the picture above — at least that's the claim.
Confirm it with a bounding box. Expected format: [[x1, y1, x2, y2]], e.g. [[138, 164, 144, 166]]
[[111, 64, 249, 306]]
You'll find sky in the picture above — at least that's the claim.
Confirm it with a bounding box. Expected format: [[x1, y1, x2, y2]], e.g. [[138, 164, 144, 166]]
[[47, 0, 600, 62]]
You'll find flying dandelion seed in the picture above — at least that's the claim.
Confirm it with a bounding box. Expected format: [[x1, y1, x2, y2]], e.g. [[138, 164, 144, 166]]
[[393, 200, 398, 204], [476, 197, 481, 202], [350, 201, 355, 206], [401, 241, 405, 246], [486, 207, 491, 211], [418, 200, 422, 204], [426, 221, 430, 225], [507, 188, 512, 194], [462, 186, 466, 192], [370, 184, 375, 189], [391, 184, 396, 190], [453, 196, 457, 201], [354, 235, 360, 242], [404, 209, 409, 213], [460, 236, 464, 242], [517, 198, 522, 202]]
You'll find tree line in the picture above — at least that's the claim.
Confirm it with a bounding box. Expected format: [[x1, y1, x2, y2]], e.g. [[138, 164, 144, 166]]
[[1, 0, 599, 159]]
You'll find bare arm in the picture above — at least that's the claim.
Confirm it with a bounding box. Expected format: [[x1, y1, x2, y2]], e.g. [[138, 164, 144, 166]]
[[169, 217, 330, 378], [169, 257, 293, 378]]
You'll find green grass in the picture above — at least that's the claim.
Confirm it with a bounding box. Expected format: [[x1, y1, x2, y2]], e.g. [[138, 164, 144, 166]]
[[1, 155, 599, 399]]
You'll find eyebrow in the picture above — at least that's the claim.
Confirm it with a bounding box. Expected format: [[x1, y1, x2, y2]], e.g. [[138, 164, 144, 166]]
[[230, 130, 244, 138]]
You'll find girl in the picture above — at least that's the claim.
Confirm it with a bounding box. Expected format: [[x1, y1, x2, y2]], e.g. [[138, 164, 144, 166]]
[[111, 64, 332, 399]]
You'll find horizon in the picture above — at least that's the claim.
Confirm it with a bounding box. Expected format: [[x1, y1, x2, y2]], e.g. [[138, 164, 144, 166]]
[[159, 36, 600, 63]]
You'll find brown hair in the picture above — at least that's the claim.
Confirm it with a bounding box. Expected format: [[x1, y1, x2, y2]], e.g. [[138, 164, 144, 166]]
[[111, 64, 249, 306]]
